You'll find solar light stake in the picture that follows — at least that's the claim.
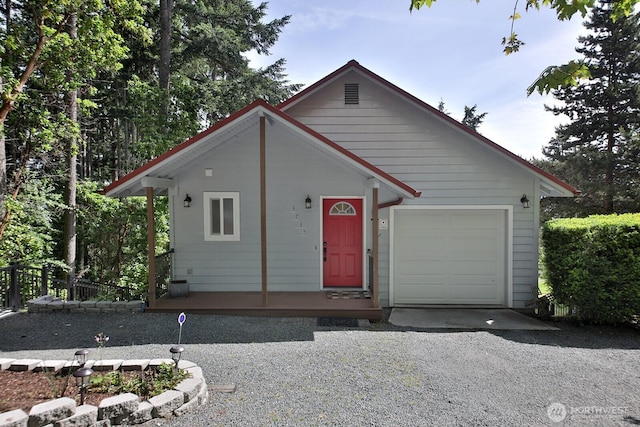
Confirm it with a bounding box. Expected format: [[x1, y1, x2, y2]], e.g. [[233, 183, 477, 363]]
[[170, 345, 184, 371], [73, 367, 93, 405], [74, 349, 90, 367]]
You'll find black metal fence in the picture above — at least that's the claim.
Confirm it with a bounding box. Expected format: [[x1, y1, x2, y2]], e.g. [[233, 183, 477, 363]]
[[535, 293, 574, 318], [0, 262, 139, 311]]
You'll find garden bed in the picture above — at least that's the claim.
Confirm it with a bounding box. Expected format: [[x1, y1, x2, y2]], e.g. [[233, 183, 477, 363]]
[[0, 358, 207, 426]]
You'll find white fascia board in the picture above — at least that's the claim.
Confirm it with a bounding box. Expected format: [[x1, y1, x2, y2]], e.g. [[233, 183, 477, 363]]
[[540, 181, 575, 198], [140, 177, 173, 189]]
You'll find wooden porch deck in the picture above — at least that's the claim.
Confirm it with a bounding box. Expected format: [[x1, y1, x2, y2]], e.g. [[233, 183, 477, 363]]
[[145, 291, 383, 320]]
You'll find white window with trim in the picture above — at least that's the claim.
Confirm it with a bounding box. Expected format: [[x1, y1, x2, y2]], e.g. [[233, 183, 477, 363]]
[[203, 192, 240, 241]]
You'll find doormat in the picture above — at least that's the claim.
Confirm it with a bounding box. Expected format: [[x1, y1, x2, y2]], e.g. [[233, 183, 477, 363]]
[[326, 290, 371, 299], [317, 317, 359, 327]]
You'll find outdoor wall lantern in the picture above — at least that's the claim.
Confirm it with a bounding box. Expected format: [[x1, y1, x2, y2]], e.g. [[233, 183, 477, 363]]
[[170, 345, 185, 370], [74, 349, 90, 367], [73, 367, 94, 405], [520, 194, 530, 209], [183, 194, 192, 208], [305, 195, 312, 209]]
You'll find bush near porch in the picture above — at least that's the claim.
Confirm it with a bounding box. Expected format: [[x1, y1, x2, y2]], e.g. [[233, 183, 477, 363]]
[[541, 213, 640, 324]]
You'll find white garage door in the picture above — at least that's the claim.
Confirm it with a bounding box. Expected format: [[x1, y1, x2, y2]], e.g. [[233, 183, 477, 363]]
[[392, 208, 507, 306]]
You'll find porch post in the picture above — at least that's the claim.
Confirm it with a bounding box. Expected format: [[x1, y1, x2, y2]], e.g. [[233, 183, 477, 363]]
[[372, 186, 380, 308], [146, 186, 156, 308], [260, 114, 268, 306]]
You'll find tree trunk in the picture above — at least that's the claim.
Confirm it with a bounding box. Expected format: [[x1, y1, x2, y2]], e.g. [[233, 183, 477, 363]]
[[0, 95, 6, 226], [0, 0, 11, 226], [605, 75, 616, 213], [159, 0, 173, 90], [63, 13, 78, 289], [605, 123, 615, 213]]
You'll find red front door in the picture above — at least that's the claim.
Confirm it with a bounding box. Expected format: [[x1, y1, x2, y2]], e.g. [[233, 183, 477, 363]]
[[323, 198, 363, 287]]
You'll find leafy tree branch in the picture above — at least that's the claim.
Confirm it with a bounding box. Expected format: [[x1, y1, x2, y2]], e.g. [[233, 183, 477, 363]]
[[409, 0, 639, 94]]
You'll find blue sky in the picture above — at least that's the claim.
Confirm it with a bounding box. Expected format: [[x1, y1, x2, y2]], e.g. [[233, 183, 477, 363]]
[[248, 0, 588, 159]]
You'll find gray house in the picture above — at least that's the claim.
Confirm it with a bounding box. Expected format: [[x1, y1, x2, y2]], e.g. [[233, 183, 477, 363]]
[[104, 60, 577, 318]]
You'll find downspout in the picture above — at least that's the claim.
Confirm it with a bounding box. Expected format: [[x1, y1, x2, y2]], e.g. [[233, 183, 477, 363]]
[[373, 196, 403, 309], [370, 196, 403, 308], [378, 197, 403, 210]]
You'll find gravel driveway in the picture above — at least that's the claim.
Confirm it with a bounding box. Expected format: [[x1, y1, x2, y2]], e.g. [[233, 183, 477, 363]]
[[1, 311, 639, 426]]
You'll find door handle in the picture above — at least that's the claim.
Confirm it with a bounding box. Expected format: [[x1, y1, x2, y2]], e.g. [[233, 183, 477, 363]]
[[323, 242, 327, 262]]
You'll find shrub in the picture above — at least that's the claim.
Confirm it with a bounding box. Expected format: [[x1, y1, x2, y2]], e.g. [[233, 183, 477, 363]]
[[541, 213, 640, 324]]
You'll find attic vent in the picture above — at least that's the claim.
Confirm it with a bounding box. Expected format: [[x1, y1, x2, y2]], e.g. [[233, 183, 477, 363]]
[[344, 83, 359, 105]]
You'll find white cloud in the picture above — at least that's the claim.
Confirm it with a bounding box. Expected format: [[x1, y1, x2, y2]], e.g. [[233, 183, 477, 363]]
[[289, 7, 353, 32]]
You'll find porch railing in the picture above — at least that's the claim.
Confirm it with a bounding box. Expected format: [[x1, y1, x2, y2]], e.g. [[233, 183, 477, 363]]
[[0, 262, 138, 311], [155, 249, 174, 299]]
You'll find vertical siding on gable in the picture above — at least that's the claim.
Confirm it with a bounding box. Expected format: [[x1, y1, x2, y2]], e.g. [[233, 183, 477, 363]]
[[286, 71, 539, 308]]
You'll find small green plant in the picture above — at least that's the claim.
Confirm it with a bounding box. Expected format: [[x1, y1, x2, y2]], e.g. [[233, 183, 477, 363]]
[[89, 363, 189, 398]]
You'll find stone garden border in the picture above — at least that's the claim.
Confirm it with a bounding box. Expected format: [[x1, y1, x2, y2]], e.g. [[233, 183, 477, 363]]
[[0, 358, 207, 427], [27, 296, 146, 314]]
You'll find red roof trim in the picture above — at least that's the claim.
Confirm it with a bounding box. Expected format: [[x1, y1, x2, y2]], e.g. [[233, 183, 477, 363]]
[[278, 60, 579, 196], [103, 100, 266, 195], [104, 98, 421, 198]]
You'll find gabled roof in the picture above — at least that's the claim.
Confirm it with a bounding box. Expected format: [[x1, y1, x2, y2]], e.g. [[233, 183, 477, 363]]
[[279, 60, 579, 197], [104, 99, 421, 199]]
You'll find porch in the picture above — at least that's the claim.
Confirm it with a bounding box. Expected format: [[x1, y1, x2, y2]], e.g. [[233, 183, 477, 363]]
[[145, 291, 383, 320]]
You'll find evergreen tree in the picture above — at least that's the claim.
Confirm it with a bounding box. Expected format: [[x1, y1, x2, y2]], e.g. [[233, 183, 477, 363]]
[[437, 98, 449, 114], [436, 99, 487, 131], [542, 2, 640, 215], [462, 104, 488, 131], [89, 0, 300, 181]]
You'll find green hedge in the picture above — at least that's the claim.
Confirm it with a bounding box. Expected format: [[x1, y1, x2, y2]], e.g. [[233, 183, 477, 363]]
[[541, 213, 640, 324]]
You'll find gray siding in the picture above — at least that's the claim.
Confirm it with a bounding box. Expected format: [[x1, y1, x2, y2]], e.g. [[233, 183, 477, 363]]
[[170, 121, 373, 292], [285, 71, 539, 308]]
